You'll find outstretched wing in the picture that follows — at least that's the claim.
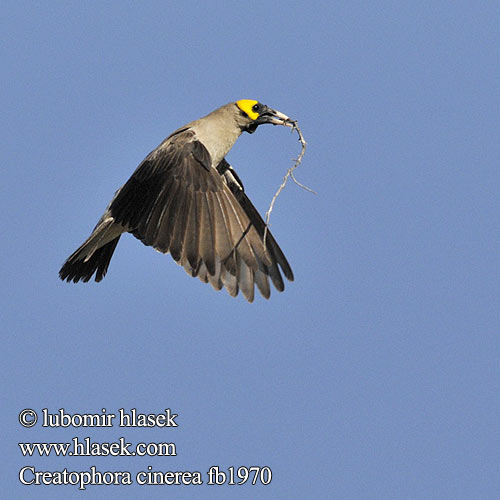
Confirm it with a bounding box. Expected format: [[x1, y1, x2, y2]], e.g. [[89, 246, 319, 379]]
[[109, 129, 294, 301]]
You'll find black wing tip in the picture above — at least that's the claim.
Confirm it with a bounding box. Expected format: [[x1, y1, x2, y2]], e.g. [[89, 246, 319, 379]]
[[283, 266, 294, 282]]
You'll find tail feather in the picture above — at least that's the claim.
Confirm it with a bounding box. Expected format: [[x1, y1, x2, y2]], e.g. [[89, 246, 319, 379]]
[[60, 215, 126, 283], [59, 236, 120, 283]]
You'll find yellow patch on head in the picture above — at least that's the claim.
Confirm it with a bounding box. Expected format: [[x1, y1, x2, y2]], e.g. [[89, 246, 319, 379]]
[[236, 99, 260, 120]]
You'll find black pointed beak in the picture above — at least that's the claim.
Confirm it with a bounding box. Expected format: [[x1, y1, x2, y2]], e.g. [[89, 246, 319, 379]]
[[254, 105, 291, 126]]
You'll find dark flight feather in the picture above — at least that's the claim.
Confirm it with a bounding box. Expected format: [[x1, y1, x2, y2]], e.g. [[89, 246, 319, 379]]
[[60, 128, 293, 300]]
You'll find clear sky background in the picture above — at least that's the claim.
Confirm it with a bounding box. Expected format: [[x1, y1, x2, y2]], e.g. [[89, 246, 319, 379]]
[[2, 1, 499, 499]]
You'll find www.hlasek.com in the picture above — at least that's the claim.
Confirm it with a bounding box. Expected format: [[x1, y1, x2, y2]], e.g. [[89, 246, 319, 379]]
[[19, 437, 175, 457]]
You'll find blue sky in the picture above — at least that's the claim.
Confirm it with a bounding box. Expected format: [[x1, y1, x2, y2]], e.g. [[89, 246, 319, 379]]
[[2, 1, 499, 498]]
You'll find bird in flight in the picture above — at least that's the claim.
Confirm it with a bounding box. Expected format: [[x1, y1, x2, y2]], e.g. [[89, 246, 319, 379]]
[[59, 99, 295, 302]]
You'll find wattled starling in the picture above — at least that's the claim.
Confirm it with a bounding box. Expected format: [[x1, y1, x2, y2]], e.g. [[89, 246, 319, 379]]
[[59, 100, 294, 302]]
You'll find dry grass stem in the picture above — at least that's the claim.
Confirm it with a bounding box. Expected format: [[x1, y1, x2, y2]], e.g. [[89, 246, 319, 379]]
[[264, 120, 314, 246]]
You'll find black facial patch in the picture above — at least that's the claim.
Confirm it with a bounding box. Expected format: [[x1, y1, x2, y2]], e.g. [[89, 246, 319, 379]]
[[243, 123, 258, 134], [252, 103, 262, 113]]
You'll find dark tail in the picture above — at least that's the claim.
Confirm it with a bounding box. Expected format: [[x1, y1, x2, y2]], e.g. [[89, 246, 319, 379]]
[[59, 236, 120, 283]]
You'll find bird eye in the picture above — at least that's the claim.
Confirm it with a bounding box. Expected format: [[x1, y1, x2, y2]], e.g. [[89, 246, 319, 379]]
[[252, 104, 260, 112]]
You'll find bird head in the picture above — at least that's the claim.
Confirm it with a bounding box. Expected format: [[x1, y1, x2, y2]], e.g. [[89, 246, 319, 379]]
[[235, 99, 291, 134]]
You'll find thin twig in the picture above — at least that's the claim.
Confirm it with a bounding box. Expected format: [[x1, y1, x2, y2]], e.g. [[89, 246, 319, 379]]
[[264, 120, 314, 246]]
